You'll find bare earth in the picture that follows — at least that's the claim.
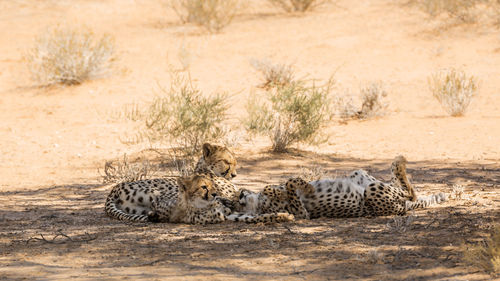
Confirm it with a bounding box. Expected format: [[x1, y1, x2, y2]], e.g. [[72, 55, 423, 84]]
[[0, 1, 499, 280]]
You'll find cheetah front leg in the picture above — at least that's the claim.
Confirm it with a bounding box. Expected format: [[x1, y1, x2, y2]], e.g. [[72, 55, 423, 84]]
[[184, 199, 231, 225], [226, 212, 295, 223], [405, 193, 448, 211]]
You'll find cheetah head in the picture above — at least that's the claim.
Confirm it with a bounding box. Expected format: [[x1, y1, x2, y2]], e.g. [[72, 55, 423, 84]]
[[202, 143, 237, 180], [234, 189, 260, 214], [177, 173, 217, 208]]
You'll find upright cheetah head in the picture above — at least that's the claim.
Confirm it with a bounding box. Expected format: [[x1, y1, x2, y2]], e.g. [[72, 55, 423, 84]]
[[202, 143, 237, 180]]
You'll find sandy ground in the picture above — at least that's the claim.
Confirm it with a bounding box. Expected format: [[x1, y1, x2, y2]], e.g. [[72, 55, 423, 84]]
[[0, 0, 499, 280]]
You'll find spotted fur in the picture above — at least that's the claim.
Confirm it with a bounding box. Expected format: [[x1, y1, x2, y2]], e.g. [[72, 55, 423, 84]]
[[276, 156, 447, 218], [234, 177, 315, 219], [149, 174, 294, 224]]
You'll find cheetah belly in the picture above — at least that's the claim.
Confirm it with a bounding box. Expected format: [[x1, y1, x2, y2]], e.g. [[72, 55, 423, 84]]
[[302, 178, 366, 218]]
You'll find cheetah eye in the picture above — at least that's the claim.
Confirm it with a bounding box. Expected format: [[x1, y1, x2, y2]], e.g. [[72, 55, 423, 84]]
[[201, 185, 208, 190]]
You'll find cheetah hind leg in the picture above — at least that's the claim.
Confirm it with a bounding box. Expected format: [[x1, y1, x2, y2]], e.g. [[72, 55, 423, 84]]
[[390, 155, 417, 201], [284, 177, 313, 219]]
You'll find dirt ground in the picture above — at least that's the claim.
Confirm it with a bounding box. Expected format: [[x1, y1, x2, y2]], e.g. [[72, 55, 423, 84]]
[[0, 0, 499, 280]]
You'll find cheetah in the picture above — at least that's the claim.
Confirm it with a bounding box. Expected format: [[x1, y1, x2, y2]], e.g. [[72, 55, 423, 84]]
[[237, 156, 447, 219], [234, 177, 315, 219], [149, 173, 295, 224], [104, 143, 239, 222], [300, 155, 447, 218]]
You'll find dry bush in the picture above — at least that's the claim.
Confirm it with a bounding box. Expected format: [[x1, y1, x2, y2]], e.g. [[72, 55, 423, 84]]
[[101, 154, 157, 184], [244, 77, 334, 152], [357, 82, 389, 119], [26, 27, 114, 86], [171, 0, 241, 33], [141, 72, 229, 156], [463, 225, 500, 276], [160, 148, 196, 177], [334, 82, 388, 121], [410, 0, 481, 23], [100, 150, 197, 183], [250, 59, 295, 89], [268, 0, 327, 12], [428, 68, 478, 116]]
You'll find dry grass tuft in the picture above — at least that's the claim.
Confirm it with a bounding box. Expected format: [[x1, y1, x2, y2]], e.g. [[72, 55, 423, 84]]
[[298, 165, 328, 182], [101, 154, 157, 184], [333, 95, 357, 121], [26, 27, 114, 86], [428, 68, 478, 116], [463, 225, 500, 276], [357, 82, 389, 119], [334, 82, 388, 121], [451, 184, 466, 200], [386, 214, 416, 233], [416, 0, 479, 23], [250, 59, 295, 90], [365, 249, 385, 264], [268, 0, 327, 12], [171, 0, 241, 33]]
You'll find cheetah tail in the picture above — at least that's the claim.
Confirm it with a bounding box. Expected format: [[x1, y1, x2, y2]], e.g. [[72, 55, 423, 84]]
[[104, 185, 149, 222]]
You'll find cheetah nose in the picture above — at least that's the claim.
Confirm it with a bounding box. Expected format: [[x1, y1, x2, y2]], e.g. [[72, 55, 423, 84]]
[[231, 172, 237, 178]]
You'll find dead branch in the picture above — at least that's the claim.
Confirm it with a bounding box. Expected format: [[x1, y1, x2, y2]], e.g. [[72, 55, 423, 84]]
[[26, 231, 97, 244]]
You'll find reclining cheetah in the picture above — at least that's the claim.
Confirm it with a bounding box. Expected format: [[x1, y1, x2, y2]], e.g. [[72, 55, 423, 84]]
[[149, 173, 294, 224], [105, 143, 239, 222], [238, 156, 447, 218]]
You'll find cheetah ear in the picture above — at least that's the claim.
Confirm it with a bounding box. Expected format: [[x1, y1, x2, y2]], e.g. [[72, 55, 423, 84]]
[[177, 177, 190, 192], [202, 143, 213, 158]]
